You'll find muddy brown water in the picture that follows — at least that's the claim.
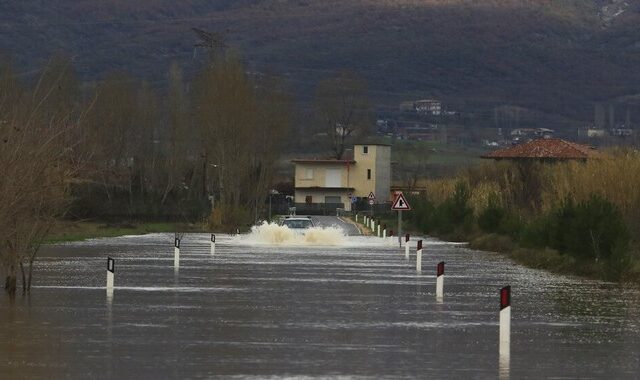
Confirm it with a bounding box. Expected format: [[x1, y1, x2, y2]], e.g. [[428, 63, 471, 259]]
[[0, 228, 638, 379]]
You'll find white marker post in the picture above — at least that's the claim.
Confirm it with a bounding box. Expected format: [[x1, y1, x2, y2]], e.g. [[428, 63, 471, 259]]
[[355, 214, 359, 223], [377, 222, 381, 237], [364, 215, 368, 226], [106, 257, 115, 292], [416, 239, 423, 272], [404, 234, 410, 259], [383, 224, 387, 239], [174, 237, 181, 269], [370, 218, 375, 230], [436, 261, 445, 302], [210, 234, 216, 255], [500, 286, 511, 357]]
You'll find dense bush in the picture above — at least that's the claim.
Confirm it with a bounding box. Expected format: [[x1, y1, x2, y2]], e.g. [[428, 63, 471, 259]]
[[419, 157, 639, 282], [407, 181, 473, 236], [528, 195, 629, 261], [477, 193, 505, 233]]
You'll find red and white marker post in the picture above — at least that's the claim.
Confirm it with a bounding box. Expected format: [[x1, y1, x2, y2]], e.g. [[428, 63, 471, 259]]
[[436, 261, 445, 301], [210, 234, 216, 255], [500, 286, 511, 356], [404, 234, 410, 259], [416, 239, 423, 272]]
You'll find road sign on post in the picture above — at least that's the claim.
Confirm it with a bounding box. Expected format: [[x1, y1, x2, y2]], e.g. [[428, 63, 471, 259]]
[[391, 193, 411, 211], [392, 192, 412, 246], [368, 192, 376, 215]]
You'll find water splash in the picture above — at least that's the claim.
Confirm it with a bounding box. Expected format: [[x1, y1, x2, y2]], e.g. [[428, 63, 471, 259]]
[[241, 222, 346, 246]]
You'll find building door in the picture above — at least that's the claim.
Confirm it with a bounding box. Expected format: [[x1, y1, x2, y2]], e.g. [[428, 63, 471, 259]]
[[325, 196, 341, 204], [325, 169, 341, 187]]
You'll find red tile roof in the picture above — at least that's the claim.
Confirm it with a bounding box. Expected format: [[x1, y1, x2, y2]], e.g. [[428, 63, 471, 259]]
[[481, 138, 600, 160], [291, 159, 355, 164]]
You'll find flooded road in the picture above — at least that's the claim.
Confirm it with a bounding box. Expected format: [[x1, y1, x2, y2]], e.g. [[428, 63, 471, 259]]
[[1, 222, 639, 379]]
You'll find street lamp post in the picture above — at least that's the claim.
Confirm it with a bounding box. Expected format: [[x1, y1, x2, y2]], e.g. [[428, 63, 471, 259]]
[[268, 189, 279, 221], [209, 164, 223, 209]]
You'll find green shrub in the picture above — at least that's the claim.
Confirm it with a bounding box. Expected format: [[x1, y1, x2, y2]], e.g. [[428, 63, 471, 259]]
[[470, 233, 515, 253], [433, 181, 474, 235], [477, 193, 505, 233], [519, 215, 551, 249], [407, 195, 436, 233], [509, 247, 576, 272], [497, 210, 524, 238]]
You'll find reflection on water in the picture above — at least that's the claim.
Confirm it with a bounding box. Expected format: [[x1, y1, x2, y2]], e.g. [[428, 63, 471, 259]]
[[0, 232, 638, 378], [499, 350, 510, 380]]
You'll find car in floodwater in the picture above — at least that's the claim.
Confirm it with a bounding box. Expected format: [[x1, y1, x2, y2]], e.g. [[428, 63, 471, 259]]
[[281, 216, 315, 231]]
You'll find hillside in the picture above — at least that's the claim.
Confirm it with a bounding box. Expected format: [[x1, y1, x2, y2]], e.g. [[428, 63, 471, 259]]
[[2, 0, 640, 129]]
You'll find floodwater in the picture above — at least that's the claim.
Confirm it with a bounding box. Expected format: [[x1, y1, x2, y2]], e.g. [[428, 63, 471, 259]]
[[1, 217, 639, 379]]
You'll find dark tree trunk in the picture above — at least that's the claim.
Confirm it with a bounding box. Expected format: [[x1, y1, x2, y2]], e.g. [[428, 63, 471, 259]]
[[4, 274, 17, 298], [27, 257, 35, 293], [20, 261, 26, 294]]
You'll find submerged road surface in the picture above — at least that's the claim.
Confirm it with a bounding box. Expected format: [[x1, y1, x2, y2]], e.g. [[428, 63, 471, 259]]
[[0, 225, 639, 379], [310, 215, 361, 235]]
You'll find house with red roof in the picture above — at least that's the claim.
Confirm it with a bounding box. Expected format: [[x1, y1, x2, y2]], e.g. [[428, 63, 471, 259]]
[[481, 138, 600, 161]]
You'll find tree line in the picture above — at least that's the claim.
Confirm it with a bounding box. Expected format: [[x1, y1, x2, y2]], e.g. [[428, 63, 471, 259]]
[[0, 50, 373, 297]]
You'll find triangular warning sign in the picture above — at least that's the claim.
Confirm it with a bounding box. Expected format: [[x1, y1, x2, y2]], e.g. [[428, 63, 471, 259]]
[[368, 192, 375, 200], [391, 193, 411, 210]]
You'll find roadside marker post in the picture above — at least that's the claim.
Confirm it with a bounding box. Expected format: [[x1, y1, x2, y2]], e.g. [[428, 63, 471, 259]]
[[210, 234, 216, 255], [404, 234, 410, 259], [383, 224, 387, 239], [106, 257, 115, 292], [436, 261, 445, 302], [416, 240, 423, 272], [174, 237, 181, 269], [377, 222, 381, 237], [500, 286, 511, 357]]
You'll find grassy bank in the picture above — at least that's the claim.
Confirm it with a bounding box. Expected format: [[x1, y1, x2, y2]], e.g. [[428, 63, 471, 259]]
[[468, 233, 640, 284], [45, 221, 209, 244], [401, 151, 640, 285]]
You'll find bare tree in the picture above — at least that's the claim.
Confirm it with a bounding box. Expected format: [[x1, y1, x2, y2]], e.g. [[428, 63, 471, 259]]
[[193, 52, 291, 228], [0, 58, 82, 297], [315, 71, 371, 159], [160, 63, 194, 205]]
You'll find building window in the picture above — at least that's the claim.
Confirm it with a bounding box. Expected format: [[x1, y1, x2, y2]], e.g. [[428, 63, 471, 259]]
[[367, 169, 371, 180], [363, 146, 368, 154], [305, 195, 312, 204], [305, 168, 313, 179]]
